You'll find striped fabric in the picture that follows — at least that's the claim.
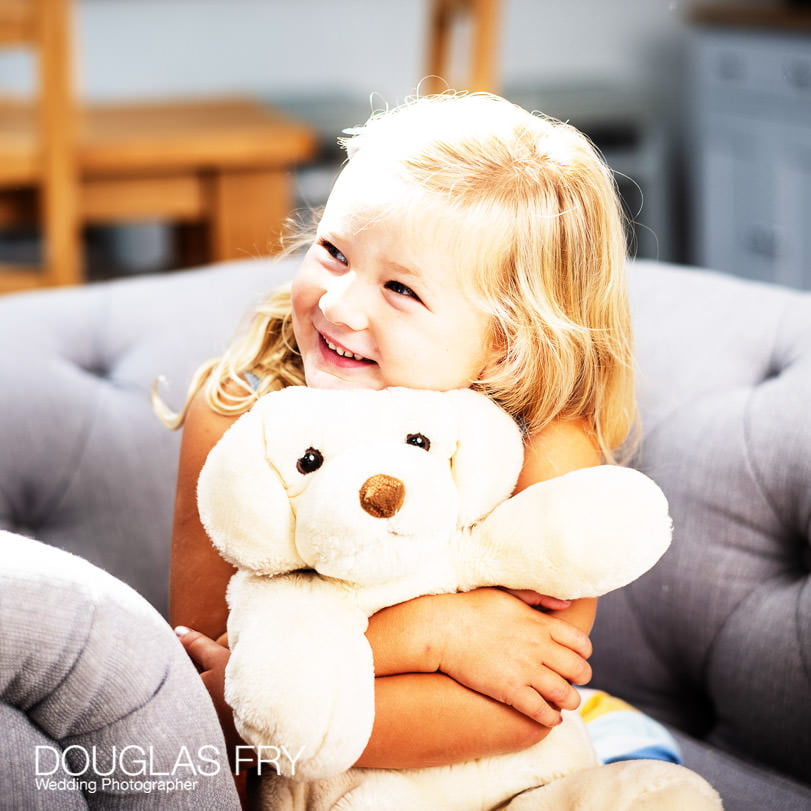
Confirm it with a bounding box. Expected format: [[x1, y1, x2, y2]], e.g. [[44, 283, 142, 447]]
[[579, 689, 682, 765]]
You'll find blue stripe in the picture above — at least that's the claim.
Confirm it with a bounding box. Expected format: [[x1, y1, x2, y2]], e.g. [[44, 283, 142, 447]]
[[603, 745, 682, 765]]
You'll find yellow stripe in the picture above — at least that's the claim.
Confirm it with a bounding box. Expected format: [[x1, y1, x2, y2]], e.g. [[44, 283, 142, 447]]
[[579, 691, 637, 722]]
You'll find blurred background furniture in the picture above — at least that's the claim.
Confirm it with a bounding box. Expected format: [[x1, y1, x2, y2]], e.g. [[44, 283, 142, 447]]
[[1, 254, 809, 810], [8, 3, 807, 288], [270, 0, 672, 263], [0, 0, 316, 293], [0, 0, 79, 290], [503, 82, 672, 262], [270, 0, 504, 219], [423, 0, 501, 94], [689, 5, 811, 289]]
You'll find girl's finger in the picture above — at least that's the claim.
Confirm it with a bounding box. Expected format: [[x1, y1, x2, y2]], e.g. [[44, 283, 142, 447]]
[[529, 670, 582, 712], [542, 643, 593, 687], [174, 626, 230, 671], [502, 589, 571, 612], [531, 595, 572, 612], [508, 684, 563, 728], [547, 618, 593, 660]]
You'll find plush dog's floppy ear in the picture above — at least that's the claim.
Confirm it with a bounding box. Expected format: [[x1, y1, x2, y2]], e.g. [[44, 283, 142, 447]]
[[197, 400, 304, 575], [444, 389, 525, 525]]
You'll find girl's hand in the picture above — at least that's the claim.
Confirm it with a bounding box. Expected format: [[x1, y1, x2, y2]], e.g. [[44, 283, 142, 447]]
[[503, 589, 572, 612], [435, 588, 592, 728], [175, 627, 252, 770]]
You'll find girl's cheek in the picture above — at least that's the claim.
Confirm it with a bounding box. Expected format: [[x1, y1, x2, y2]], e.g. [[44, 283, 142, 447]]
[[294, 255, 329, 297], [289, 278, 314, 342], [290, 266, 317, 314]]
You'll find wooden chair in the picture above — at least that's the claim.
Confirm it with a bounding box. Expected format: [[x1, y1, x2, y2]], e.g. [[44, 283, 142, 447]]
[[423, 0, 502, 95], [0, 0, 79, 291], [0, 0, 317, 294]]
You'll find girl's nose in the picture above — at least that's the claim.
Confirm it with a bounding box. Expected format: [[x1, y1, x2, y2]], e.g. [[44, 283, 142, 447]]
[[318, 272, 369, 331]]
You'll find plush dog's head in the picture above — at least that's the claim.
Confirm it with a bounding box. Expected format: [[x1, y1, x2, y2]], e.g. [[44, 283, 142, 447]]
[[197, 387, 523, 585]]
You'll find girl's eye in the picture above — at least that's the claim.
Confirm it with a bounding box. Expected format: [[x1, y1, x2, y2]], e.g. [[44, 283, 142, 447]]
[[385, 280, 421, 301], [320, 239, 348, 266]]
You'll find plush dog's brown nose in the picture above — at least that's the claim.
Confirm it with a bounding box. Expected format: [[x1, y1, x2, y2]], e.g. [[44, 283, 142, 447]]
[[359, 474, 406, 519]]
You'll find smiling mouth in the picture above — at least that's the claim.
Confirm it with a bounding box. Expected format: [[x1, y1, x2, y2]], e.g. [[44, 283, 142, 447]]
[[320, 334, 374, 363]]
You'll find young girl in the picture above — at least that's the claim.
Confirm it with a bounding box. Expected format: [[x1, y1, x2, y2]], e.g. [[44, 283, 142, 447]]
[[168, 91, 636, 778]]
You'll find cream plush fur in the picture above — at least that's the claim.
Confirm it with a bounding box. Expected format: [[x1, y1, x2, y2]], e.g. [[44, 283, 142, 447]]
[[197, 386, 722, 810]]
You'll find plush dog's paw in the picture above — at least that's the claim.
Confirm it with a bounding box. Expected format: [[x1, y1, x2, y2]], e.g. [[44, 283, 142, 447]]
[[461, 465, 672, 598], [225, 574, 376, 780]]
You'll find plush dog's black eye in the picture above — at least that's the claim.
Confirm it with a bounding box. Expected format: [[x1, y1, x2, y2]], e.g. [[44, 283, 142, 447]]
[[296, 448, 324, 474], [406, 433, 430, 452]]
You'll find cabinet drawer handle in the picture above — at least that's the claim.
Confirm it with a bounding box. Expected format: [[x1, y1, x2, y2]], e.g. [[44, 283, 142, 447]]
[[716, 52, 746, 81], [745, 226, 778, 260], [783, 59, 811, 90]]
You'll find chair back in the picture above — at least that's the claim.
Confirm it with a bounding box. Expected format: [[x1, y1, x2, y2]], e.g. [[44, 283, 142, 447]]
[[0, 0, 81, 291], [423, 0, 502, 94]]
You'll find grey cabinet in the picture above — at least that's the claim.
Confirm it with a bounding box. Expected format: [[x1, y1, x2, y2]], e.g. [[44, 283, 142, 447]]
[[691, 27, 811, 288]]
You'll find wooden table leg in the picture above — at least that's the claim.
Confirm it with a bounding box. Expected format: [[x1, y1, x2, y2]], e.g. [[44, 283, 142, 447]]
[[209, 168, 294, 261]]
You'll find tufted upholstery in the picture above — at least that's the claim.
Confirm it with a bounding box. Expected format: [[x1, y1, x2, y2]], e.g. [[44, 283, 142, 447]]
[[0, 259, 292, 614], [1, 256, 809, 809], [591, 263, 811, 802]]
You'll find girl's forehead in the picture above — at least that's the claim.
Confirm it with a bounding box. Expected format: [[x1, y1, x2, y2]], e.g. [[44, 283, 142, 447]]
[[319, 171, 450, 264], [322, 163, 461, 254], [322, 159, 443, 236]]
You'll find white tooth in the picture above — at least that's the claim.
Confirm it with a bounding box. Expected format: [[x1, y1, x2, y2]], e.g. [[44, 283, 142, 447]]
[[324, 336, 365, 360]]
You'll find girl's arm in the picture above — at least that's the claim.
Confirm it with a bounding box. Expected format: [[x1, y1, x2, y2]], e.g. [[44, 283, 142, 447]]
[[361, 673, 548, 768], [170, 389, 239, 638], [516, 417, 601, 636], [358, 586, 592, 768]]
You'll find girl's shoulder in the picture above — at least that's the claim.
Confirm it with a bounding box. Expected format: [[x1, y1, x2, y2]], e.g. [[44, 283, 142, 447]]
[[516, 418, 600, 490], [183, 387, 244, 444]]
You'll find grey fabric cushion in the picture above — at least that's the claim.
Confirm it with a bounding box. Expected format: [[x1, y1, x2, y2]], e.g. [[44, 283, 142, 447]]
[[674, 731, 811, 811], [591, 261, 811, 788], [0, 531, 240, 808]]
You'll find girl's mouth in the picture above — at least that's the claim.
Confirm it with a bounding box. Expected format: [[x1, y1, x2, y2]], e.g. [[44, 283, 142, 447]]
[[319, 333, 375, 365]]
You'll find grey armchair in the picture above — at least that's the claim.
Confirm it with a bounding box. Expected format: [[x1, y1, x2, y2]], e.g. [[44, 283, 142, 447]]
[[1, 256, 809, 809]]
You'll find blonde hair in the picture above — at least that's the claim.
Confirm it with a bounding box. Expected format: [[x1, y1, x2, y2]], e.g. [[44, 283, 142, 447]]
[[157, 92, 637, 461]]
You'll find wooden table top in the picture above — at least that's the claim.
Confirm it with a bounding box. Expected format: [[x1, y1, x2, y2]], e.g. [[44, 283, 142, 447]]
[[0, 95, 318, 183]]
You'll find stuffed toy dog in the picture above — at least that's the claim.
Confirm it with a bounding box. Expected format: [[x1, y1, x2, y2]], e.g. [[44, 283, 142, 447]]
[[198, 386, 721, 810]]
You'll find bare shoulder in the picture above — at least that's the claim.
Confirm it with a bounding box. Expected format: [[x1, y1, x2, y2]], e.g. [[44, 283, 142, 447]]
[[175, 382, 250, 495], [516, 418, 600, 489], [183, 386, 242, 448]]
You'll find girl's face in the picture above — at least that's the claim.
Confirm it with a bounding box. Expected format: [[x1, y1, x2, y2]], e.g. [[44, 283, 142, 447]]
[[291, 161, 494, 391]]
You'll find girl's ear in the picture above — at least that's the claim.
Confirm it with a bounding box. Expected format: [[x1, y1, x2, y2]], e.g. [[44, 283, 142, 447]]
[[197, 402, 305, 575], [445, 389, 525, 525]]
